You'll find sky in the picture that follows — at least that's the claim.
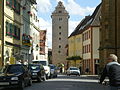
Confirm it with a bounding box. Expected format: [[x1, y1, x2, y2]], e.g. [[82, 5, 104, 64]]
[[36, 0, 101, 48]]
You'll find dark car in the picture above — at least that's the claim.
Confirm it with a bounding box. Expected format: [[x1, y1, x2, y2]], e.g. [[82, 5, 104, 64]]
[[0, 64, 32, 90], [28, 64, 46, 82], [49, 64, 58, 78]]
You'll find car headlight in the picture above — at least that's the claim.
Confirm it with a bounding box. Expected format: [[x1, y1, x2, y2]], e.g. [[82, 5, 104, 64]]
[[11, 77, 18, 80]]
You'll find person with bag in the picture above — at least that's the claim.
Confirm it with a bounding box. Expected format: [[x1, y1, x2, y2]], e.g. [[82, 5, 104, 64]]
[[99, 54, 120, 90]]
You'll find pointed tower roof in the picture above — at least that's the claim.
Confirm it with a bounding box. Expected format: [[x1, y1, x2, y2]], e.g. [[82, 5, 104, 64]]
[[52, 1, 69, 15]]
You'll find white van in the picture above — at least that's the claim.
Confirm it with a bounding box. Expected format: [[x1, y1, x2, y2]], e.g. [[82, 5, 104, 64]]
[[32, 60, 50, 79]]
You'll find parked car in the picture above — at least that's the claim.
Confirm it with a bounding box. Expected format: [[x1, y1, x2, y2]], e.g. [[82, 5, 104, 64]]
[[28, 64, 46, 82], [49, 64, 58, 78], [0, 64, 32, 90], [32, 60, 51, 79], [67, 67, 80, 76]]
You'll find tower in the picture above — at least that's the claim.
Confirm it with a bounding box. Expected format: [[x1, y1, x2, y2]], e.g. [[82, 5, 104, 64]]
[[51, 1, 69, 65], [99, 0, 120, 69]]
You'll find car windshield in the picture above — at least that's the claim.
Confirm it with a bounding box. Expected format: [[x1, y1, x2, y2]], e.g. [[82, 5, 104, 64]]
[[30, 65, 40, 70], [33, 61, 47, 66], [50, 65, 55, 69], [39, 61, 47, 66], [70, 68, 78, 70], [6, 65, 23, 74]]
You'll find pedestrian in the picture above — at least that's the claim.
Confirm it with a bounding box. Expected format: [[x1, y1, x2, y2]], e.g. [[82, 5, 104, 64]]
[[99, 54, 120, 90], [24, 60, 28, 65], [85, 68, 89, 74], [16, 60, 22, 64]]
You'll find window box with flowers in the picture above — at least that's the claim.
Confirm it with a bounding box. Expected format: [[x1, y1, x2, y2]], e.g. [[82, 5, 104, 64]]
[[6, 1, 10, 6]]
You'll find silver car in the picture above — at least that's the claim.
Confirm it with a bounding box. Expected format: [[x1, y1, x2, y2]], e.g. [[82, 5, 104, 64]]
[[67, 67, 80, 76]]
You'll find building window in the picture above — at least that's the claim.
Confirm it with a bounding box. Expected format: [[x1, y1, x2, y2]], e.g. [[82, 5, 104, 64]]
[[59, 45, 61, 48], [59, 32, 61, 35], [6, 0, 20, 15], [59, 18, 62, 21], [6, 21, 20, 40], [59, 11, 62, 13], [89, 30, 91, 38], [59, 26, 61, 29], [59, 38, 61, 40], [89, 44, 91, 52], [58, 51, 61, 53], [36, 56, 38, 60]]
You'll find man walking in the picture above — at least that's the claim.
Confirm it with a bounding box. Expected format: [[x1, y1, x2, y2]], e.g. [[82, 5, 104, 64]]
[[99, 54, 120, 90]]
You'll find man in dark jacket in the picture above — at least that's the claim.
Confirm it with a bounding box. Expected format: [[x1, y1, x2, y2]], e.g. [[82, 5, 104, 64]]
[[99, 54, 120, 90]]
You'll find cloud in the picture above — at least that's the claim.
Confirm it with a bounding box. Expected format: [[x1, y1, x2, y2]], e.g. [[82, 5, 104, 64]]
[[55, 0, 95, 16], [36, 0, 52, 13], [69, 21, 80, 35], [66, 0, 95, 16], [37, 0, 96, 48], [38, 17, 80, 48]]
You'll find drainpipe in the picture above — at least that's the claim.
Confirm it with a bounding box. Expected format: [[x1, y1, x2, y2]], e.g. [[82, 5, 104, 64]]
[[115, 0, 117, 55], [2, 0, 4, 67]]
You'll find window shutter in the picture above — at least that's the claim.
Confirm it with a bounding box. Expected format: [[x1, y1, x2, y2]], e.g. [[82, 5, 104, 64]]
[[14, 0, 17, 9], [6, 22, 9, 35], [14, 26, 17, 37], [10, 23, 13, 35], [9, 0, 12, 8], [18, 28, 20, 40]]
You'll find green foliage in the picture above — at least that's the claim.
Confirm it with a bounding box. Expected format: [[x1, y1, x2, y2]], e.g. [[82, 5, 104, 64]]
[[66, 56, 82, 60]]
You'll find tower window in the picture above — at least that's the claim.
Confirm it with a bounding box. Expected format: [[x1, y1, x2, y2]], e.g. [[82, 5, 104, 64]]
[[58, 51, 61, 53], [59, 38, 61, 40], [59, 18, 62, 21], [59, 32, 61, 35], [59, 26, 61, 29], [59, 11, 62, 13], [59, 45, 61, 48]]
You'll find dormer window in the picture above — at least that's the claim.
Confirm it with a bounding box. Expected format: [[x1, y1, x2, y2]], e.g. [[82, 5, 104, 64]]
[[59, 11, 62, 13]]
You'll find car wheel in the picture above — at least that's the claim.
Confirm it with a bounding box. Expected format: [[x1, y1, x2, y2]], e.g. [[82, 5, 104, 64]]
[[55, 75, 57, 78], [19, 81, 25, 90], [46, 75, 49, 79], [43, 74, 46, 81], [28, 79, 32, 86]]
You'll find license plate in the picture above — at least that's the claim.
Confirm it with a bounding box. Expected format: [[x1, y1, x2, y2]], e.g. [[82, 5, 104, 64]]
[[0, 82, 9, 85], [32, 73, 37, 75]]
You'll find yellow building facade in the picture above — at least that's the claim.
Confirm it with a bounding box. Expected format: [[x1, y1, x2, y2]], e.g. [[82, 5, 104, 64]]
[[4, 0, 22, 65], [68, 33, 82, 68], [68, 4, 101, 75]]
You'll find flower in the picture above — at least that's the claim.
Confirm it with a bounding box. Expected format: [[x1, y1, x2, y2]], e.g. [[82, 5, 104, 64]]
[[6, 1, 10, 5]]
